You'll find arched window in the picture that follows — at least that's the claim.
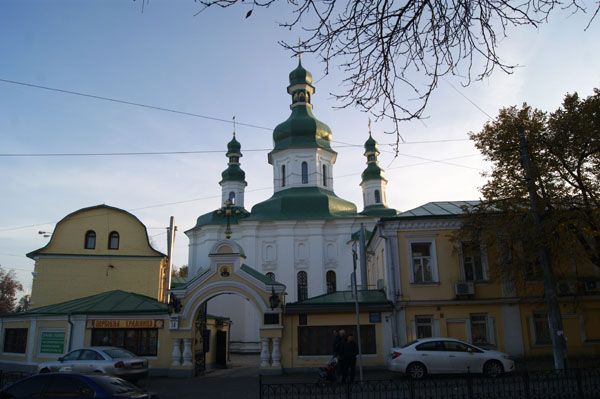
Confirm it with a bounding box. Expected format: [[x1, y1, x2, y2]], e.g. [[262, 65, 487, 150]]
[[326, 270, 336, 294], [374, 189, 381, 203], [108, 231, 119, 250], [228, 191, 236, 202], [84, 230, 96, 249], [266, 272, 275, 281], [301, 162, 308, 184], [297, 271, 308, 301], [322, 164, 327, 186], [281, 165, 286, 187]]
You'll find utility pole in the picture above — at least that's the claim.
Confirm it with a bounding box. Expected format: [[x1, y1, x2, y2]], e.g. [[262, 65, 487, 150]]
[[352, 246, 364, 382], [359, 223, 368, 289], [517, 127, 567, 369], [166, 216, 177, 303]]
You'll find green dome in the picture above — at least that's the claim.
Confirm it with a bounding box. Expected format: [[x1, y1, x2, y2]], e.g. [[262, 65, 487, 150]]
[[361, 163, 386, 182], [364, 134, 378, 154], [227, 136, 241, 155], [220, 164, 246, 184], [289, 60, 313, 86], [271, 106, 334, 154]]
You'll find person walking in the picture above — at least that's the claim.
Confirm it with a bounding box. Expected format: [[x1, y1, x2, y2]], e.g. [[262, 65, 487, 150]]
[[340, 334, 359, 384]]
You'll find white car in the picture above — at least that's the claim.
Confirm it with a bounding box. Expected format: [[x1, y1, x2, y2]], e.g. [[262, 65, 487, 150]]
[[387, 338, 514, 378], [37, 346, 148, 382]]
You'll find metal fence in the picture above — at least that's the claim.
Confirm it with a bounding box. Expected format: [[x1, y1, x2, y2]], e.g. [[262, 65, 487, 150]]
[[259, 369, 600, 399]]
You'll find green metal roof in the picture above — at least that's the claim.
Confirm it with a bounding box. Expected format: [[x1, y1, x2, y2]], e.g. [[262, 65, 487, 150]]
[[270, 105, 335, 156], [361, 163, 386, 182], [248, 187, 358, 220], [360, 204, 397, 217], [391, 201, 481, 219], [226, 135, 241, 155], [364, 134, 378, 154], [220, 164, 247, 184], [286, 290, 392, 313], [191, 206, 250, 230], [5, 290, 168, 317], [240, 264, 285, 286], [288, 60, 313, 86]]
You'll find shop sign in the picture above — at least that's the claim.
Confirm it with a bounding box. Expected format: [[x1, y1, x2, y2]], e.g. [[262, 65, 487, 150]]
[[40, 331, 65, 354], [369, 312, 382, 323], [86, 319, 165, 329]]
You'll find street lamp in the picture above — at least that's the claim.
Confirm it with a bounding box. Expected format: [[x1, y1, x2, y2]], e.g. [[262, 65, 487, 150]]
[[269, 287, 281, 310], [216, 199, 241, 239]]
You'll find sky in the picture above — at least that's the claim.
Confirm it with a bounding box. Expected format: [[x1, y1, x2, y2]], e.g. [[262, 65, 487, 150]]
[[1, 1, 599, 295]]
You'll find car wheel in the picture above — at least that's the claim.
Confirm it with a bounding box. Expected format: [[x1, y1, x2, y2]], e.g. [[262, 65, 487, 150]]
[[406, 362, 427, 379], [483, 360, 504, 377], [39, 368, 51, 374]]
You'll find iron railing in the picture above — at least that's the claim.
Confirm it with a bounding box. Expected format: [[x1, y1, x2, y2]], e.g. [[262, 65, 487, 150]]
[[259, 368, 600, 399]]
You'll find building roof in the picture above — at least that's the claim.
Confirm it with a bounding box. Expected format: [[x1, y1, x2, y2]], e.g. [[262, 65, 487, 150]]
[[392, 201, 481, 219], [240, 264, 285, 287], [285, 290, 392, 313], [4, 290, 169, 317]]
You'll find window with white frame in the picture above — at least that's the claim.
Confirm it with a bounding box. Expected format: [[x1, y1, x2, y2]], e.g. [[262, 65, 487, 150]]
[[415, 316, 433, 338], [409, 241, 437, 283], [470, 314, 488, 345], [461, 242, 486, 281], [533, 313, 551, 345]]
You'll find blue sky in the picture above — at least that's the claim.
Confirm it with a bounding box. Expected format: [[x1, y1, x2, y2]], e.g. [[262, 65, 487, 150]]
[[1, 0, 599, 294]]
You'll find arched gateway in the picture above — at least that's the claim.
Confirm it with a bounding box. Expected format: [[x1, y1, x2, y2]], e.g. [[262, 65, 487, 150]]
[[167, 240, 285, 376]]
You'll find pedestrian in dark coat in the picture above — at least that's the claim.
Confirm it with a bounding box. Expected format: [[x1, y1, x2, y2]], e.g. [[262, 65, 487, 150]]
[[332, 330, 341, 357], [340, 334, 359, 383]]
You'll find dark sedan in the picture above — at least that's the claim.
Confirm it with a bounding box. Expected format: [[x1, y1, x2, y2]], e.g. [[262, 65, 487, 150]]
[[0, 373, 158, 398]]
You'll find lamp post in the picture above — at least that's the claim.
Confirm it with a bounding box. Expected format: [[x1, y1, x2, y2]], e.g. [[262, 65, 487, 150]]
[[216, 199, 240, 239]]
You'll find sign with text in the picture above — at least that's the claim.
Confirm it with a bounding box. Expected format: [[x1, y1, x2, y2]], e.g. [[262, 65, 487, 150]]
[[40, 331, 65, 354], [86, 319, 165, 329]]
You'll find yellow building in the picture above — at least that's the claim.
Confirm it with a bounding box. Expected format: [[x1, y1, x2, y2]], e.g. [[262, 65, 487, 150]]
[[368, 201, 600, 360], [27, 204, 169, 307]]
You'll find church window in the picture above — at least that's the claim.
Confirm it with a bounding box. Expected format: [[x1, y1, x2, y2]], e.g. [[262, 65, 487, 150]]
[[266, 272, 275, 281], [228, 191, 236, 202], [108, 231, 119, 250], [368, 154, 376, 162], [301, 162, 308, 184], [281, 165, 286, 187], [230, 156, 239, 163], [326, 270, 336, 294], [297, 271, 308, 301], [84, 230, 96, 249], [322, 164, 327, 186], [374, 189, 381, 203]]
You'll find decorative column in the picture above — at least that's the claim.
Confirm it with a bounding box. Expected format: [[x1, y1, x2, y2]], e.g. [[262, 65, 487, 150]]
[[182, 338, 193, 367], [171, 338, 182, 367], [260, 337, 271, 368], [271, 337, 281, 368]]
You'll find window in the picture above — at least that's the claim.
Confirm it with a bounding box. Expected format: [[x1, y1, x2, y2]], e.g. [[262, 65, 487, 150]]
[[3, 328, 28, 353], [533, 313, 551, 345], [326, 270, 336, 294], [301, 162, 308, 184], [416, 341, 444, 351], [410, 242, 437, 283], [415, 316, 433, 338], [84, 230, 96, 249], [298, 325, 376, 356], [281, 165, 286, 187], [62, 349, 84, 361], [368, 154, 375, 162], [91, 329, 158, 356], [228, 191, 236, 202], [470, 314, 488, 345], [443, 341, 474, 352], [297, 271, 308, 301], [322, 164, 327, 186], [108, 231, 119, 250], [461, 243, 485, 281], [374, 189, 381, 203], [266, 272, 275, 281]]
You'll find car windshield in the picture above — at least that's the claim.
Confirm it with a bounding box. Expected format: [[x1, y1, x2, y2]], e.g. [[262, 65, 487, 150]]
[[94, 376, 144, 394], [102, 348, 136, 359]]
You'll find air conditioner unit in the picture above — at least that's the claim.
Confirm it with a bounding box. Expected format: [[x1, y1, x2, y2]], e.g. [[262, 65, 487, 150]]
[[455, 281, 475, 296], [557, 281, 576, 296], [584, 280, 599, 294], [376, 279, 385, 290]]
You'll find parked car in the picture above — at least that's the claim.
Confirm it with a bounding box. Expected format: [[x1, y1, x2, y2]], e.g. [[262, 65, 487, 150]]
[[0, 373, 158, 398], [387, 338, 514, 378], [37, 347, 148, 382]]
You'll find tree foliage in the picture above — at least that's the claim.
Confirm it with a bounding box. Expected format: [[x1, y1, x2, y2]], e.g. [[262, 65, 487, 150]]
[[15, 295, 30, 313], [460, 89, 600, 285], [172, 265, 189, 279], [0, 266, 23, 314], [196, 0, 598, 148]]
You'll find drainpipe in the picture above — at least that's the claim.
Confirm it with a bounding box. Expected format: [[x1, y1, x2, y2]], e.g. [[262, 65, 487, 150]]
[[67, 313, 74, 351], [377, 221, 403, 347]]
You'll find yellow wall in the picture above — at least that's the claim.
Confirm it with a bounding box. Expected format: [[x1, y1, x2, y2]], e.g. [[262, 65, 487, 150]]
[[281, 312, 386, 369], [29, 206, 167, 307]]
